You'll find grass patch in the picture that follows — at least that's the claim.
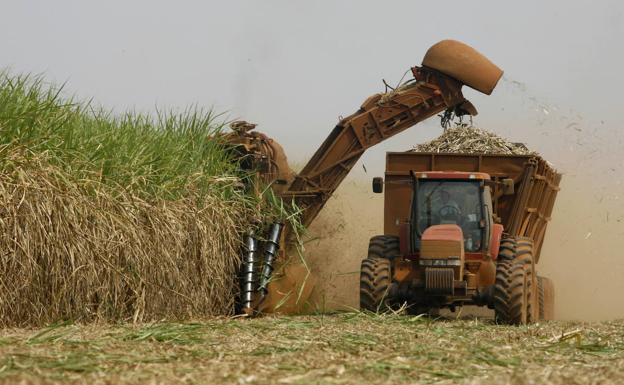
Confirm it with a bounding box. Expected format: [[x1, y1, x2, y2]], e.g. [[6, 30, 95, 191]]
[[122, 323, 208, 345], [0, 71, 240, 200], [0, 315, 622, 384]]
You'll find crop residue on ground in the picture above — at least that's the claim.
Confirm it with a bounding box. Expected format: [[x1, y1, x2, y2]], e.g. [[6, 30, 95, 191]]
[[0, 314, 622, 385]]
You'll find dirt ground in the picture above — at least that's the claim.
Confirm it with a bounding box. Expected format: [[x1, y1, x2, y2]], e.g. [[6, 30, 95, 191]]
[[0, 315, 621, 385]]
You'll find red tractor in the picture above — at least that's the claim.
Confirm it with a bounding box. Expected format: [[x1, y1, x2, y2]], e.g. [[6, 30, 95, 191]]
[[361, 153, 559, 324]]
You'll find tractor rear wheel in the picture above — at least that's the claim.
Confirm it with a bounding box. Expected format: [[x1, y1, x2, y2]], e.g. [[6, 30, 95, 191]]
[[496, 237, 539, 323], [360, 235, 400, 312], [538, 276, 555, 320], [493, 260, 529, 325]]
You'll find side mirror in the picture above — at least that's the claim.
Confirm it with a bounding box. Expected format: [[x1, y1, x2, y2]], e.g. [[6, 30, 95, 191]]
[[501, 178, 514, 195], [372, 177, 384, 193]]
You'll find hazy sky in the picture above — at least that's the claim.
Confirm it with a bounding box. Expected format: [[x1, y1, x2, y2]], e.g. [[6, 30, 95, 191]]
[[2, 0, 623, 175]]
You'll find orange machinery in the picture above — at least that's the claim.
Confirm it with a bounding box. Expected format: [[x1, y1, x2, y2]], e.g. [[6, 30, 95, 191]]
[[360, 152, 560, 324], [225, 40, 507, 316]]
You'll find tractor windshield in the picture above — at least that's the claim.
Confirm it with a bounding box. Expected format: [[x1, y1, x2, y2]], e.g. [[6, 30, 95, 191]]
[[412, 180, 484, 252]]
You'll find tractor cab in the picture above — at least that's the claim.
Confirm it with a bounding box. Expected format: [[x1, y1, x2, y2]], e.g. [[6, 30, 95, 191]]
[[410, 172, 493, 254]]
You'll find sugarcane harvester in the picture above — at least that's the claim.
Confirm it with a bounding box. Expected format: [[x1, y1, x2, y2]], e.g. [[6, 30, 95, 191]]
[[225, 40, 508, 316]]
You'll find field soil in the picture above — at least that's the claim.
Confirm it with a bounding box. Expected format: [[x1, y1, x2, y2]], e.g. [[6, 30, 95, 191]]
[[0, 314, 622, 385]]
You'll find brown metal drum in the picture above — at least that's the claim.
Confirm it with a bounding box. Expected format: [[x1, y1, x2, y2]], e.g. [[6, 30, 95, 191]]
[[422, 40, 503, 95]]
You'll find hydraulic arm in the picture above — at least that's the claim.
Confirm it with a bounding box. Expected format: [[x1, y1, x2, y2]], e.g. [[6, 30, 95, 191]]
[[281, 39, 503, 229], [283, 66, 476, 228]]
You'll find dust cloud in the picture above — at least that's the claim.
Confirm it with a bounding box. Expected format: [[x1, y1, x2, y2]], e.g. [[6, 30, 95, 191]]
[[539, 177, 624, 321], [305, 181, 383, 311]]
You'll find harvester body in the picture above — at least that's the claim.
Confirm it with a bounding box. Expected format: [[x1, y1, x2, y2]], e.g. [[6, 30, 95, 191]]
[[225, 40, 509, 316]]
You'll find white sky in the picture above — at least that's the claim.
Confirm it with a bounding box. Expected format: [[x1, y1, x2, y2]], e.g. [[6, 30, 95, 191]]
[[2, 0, 623, 176]]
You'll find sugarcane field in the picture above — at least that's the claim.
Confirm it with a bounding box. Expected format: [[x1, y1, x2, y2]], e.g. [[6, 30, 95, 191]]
[[1, 2, 623, 385]]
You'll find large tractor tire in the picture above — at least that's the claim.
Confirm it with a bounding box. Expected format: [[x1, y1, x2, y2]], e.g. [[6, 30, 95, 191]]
[[368, 235, 400, 260], [360, 257, 393, 312], [538, 276, 555, 321], [496, 237, 539, 323], [360, 235, 399, 312], [493, 260, 529, 325]]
